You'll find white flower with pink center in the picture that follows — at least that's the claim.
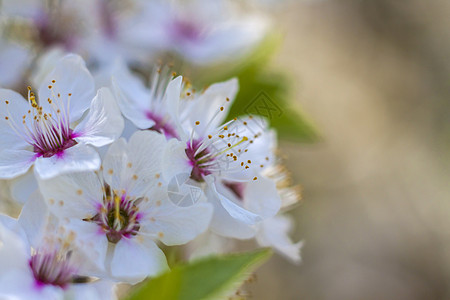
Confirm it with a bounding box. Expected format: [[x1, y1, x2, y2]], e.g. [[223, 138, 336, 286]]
[[0, 203, 115, 300], [110, 60, 179, 139], [0, 54, 124, 179], [131, 0, 268, 65], [38, 131, 213, 283], [160, 76, 281, 239]]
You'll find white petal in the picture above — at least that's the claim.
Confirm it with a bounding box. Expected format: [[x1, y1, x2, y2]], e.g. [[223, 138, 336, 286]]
[[142, 201, 212, 246], [110, 60, 154, 129], [8, 170, 38, 204], [208, 192, 256, 239], [207, 177, 261, 225], [242, 176, 281, 219], [74, 87, 124, 147], [18, 191, 49, 247], [187, 231, 234, 261], [206, 179, 256, 239], [110, 238, 168, 284], [162, 139, 192, 182], [38, 54, 95, 121], [68, 280, 117, 300], [38, 171, 102, 219], [31, 47, 66, 88], [34, 143, 100, 179], [102, 131, 166, 196], [164, 76, 184, 137], [189, 78, 238, 135], [126, 131, 167, 193], [0, 89, 31, 151], [0, 149, 37, 179], [256, 215, 303, 263], [66, 219, 109, 274], [0, 221, 29, 277]]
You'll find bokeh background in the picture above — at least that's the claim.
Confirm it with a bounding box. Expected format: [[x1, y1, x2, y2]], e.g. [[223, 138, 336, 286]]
[[249, 1, 450, 299]]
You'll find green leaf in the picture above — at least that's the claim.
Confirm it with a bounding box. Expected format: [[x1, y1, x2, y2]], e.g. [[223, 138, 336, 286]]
[[189, 32, 319, 142], [126, 248, 272, 300], [227, 68, 319, 143]]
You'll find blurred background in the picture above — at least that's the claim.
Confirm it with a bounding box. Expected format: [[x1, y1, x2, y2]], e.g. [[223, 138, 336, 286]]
[[249, 1, 450, 299]]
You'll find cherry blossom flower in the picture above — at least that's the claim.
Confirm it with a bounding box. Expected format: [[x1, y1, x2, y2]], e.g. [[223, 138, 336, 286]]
[[0, 54, 124, 179], [38, 131, 213, 283], [131, 0, 268, 65], [0, 194, 116, 300], [158, 76, 281, 239]]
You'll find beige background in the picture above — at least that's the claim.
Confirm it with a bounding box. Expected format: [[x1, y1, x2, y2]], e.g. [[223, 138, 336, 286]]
[[250, 1, 450, 299]]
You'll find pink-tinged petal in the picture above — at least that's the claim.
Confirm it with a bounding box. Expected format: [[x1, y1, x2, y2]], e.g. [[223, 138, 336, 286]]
[[74, 87, 124, 147], [0, 149, 37, 179], [0, 89, 31, 151], [0, 268, 64, 300], [38, 54, 95, 122], [37, 171, 102, 219], [256, 215, 303, 264], [110, 238, 168, 284], [142, 201, 212, 246], [67, 279, 117, 300], [34, 143, 100, 179], [8, 170, 38, 204]]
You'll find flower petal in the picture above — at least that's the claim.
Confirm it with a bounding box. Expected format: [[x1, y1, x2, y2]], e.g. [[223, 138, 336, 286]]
[[0, 220, 29, 277], [164, 76, 184, 137], [161, 138, 192, 182], [0, 89, 31, 151], [18, 191, 49, 247], [142, 200, 213, 246], [34, 143, 100, 179], [205, 178, 257, 239], [189, 78, 238, 135], [110, 238, 168, 284], [37, 171, 102, 219], [0, 149, 37, 179], [74, 87, 124, 147], [66, 219, 109, 274], [102, 131, 167, 196], [208, 191, 256, 239], [110, 59, 155, 129], [38, 54, 95, 122], [207, 177, 261, 225], [67, 279, 117, 300], [256, 215, 303, 263], [8, 170, 38, 204]]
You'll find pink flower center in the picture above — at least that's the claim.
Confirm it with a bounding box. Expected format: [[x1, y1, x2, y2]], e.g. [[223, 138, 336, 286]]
[[29, 250, 76, 289]]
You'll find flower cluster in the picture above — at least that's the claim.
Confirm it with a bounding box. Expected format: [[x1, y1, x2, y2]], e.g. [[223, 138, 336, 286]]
[[0, 0, 301, 299]]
